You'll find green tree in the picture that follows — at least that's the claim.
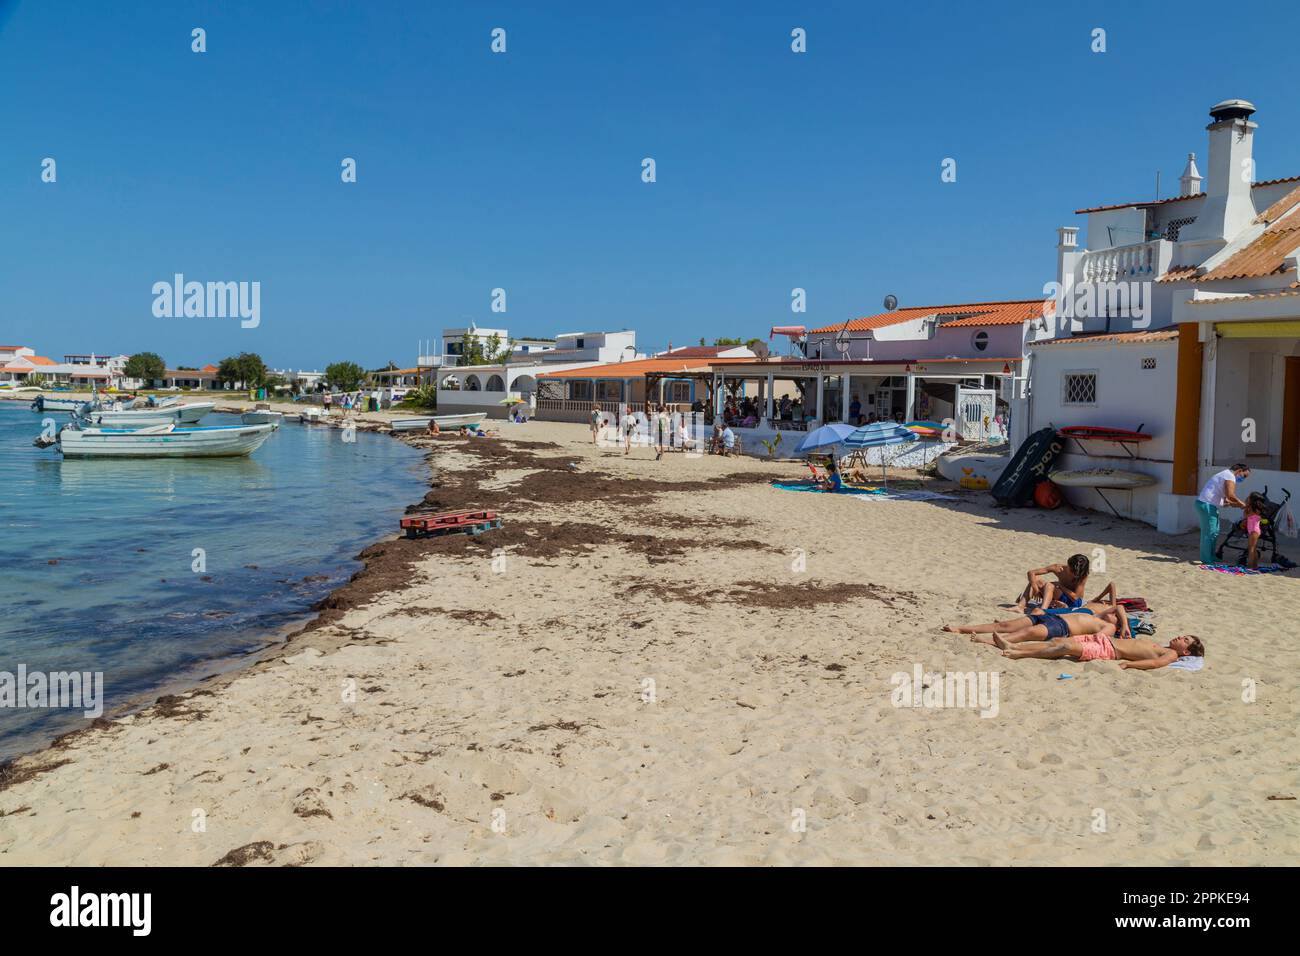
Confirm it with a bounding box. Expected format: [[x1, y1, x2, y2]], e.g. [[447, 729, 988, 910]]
[[324, 361, 367, 391], [124, 351, 166, 384], [216, 352, 268, 389]]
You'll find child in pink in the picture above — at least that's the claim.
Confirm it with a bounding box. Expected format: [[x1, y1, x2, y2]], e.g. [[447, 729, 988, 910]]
[[1243, 493, 1264, 568]]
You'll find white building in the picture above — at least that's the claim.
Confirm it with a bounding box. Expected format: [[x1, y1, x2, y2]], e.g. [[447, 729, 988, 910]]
[[432, 329, 644, 417], [1020, 98, 1300, 532]]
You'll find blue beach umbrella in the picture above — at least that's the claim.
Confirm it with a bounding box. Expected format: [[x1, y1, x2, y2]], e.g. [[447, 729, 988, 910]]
[[842, 422, 918, 485], [795, 422, 858, 454]]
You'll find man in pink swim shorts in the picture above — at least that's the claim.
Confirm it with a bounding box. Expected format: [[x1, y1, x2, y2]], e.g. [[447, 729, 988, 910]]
[[995, 634, 1205, 671], [1074, 632, 1117, 661]]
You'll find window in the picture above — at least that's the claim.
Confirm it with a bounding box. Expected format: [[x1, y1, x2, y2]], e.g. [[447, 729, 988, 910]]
[[464, 375, 481, 391], [668, 381, 691, 403], [1163, 216, 1196, 242], [575, 338, 585, 349], [971, 330, 989, 352], [485, 375, 505, 392], [569, 380, 592, 401], [596, 380, 622, 402], [1141, 357, 1157, 370], [1062, 371, 1098, 405]]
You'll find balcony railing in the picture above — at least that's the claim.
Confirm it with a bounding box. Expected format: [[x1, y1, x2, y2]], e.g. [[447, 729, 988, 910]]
[[1078, 239, 1173, 283]]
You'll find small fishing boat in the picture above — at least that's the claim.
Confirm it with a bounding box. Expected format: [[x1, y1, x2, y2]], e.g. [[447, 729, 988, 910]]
[[30, 395, 88, 412], [84, 402, 216, 427], [36, 422, 276, 458], [240, 409, 284, 427], [390, 412, 487, 433]]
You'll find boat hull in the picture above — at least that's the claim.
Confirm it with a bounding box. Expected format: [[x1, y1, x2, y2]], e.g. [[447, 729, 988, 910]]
[[86, 402, 215, 427], [390, 413, 487, 432], [58, 424, 275, 458], [31, 397, 86, 412], [240, 410, 284, 426]]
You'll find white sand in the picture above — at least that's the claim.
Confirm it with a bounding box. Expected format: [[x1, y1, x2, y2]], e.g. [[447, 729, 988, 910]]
[[1, 420, 1297, 865]]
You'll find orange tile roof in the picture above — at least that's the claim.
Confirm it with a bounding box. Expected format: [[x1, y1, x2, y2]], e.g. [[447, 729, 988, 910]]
[[27, 355, 56, 365], [1162, 202, 1300, 284], [1075, 176, 1300, 215], [538, 356, 753, 379], [1028, 330, 1179, 348], [810, 299, 1047, 335]]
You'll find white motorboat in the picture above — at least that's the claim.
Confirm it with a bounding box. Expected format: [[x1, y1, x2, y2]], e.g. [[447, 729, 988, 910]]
[[390, 413, 487, 433], [38, 422, 276, 458], [240, 409, 284, 427], [84, 402, 215, 427], [30, 395, 88, 412]]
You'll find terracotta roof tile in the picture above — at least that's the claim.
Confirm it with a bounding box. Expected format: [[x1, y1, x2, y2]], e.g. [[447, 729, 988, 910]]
[[1028, 330, 1179, 348], [809, 299, 1047, 335], [1075, 176, 1300, 215]]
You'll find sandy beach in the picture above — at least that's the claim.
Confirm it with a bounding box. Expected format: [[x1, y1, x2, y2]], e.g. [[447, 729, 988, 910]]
[[1, 417, 1297, 866]]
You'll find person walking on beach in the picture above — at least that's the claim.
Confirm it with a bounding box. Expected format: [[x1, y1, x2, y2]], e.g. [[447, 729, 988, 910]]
[[622, 411, 637, 456], [590, 405, 603, 445], [1195, 463, 1250, 564], [654, 405, 669, 460]]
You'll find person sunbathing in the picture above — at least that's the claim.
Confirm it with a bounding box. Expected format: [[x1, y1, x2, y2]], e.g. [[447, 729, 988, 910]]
[[996, 632, 1203, 671], [1014, 554, 1090, 610], [945, 582, 1120, 636], [969, 603, 1133, 648]]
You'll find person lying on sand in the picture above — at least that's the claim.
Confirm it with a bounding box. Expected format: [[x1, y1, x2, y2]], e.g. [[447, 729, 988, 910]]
[[995, 632, 1203, 670], [946, 582, 1120, 635], [968, 603, 1132, 648], [1014, 554, 1090, 610]]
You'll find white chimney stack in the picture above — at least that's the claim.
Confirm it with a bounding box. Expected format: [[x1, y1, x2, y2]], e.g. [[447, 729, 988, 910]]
[[1181, 99, 1258, 245], [1179, 152, 1202, 196]]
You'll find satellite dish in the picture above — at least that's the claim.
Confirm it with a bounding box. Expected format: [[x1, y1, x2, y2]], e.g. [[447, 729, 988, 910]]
[[883, 294, 898, 312], [834, 328, 852, 355]]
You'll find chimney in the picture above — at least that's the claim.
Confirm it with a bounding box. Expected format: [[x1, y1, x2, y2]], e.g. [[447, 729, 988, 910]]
[[1179, 152, 1202, 196], [1056, 225, 1079, 285], [1180, 99, 1258, 244]]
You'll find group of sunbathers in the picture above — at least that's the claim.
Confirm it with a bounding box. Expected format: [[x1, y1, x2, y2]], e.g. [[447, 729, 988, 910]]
[[943, 554, 1204, 671]]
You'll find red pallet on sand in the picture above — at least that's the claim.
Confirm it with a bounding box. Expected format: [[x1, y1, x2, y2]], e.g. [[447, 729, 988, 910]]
[[400, 509, 502, 538]]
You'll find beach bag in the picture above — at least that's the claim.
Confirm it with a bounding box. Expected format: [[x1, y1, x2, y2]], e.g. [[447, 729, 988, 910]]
[[1118, 597, 1149, 612], [1277, 501, 1298, 539]]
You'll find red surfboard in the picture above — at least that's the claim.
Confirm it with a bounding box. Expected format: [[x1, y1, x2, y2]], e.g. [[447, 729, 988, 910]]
[[1058, 426, 1153, 442]]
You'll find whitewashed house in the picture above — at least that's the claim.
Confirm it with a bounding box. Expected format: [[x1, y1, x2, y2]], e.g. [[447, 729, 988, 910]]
[[433, 329, 644, 418], [1021, 99, 1300, 531]]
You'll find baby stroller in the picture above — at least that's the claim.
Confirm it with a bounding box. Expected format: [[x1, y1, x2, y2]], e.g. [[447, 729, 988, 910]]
[[1216, 486, 1292, 565]]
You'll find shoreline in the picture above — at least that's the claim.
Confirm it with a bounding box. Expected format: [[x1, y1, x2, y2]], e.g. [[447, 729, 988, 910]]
[[2, 418, 1296, 865], [0, 399, 429, 772]]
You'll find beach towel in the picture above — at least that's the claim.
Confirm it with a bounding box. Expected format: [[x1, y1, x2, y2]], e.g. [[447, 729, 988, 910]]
[[770, 481, 885, 496], [1196, 563, 1289, 575], [851, 489, 958, 503], [1169, 656, 1204, 672]]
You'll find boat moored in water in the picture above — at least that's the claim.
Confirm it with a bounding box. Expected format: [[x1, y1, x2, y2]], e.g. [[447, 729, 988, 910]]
[[35, 422, 276, 458], [84, 402, 216, 427]]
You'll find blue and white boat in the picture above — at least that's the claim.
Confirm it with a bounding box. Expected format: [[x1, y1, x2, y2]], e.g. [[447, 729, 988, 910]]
[[37, 422, 276, 458]]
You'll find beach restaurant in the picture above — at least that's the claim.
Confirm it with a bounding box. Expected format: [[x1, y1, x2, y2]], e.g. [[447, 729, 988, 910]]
[[705, 355, 1019, 442], [534, 353, 755, 423]]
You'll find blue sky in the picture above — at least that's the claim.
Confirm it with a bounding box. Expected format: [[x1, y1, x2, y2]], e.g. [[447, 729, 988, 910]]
[[2, 0, 1297, 369]]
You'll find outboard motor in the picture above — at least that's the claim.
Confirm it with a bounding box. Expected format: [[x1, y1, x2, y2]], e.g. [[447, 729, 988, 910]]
[[31, 394, 44, 412]]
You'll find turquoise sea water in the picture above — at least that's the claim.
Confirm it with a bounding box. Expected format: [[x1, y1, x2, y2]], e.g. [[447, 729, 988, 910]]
[[0, 401, 427, 760]]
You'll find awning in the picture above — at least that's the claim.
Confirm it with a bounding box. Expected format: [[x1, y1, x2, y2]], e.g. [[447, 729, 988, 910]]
[[1216, 320, 1300, 338]]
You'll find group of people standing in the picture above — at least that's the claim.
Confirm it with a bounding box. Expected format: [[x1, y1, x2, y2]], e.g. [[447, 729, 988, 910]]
[[590, 404, 721, 459]]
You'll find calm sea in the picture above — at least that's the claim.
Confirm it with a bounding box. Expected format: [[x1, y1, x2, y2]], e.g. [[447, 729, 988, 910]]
[[0, 401, 427, 760]]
